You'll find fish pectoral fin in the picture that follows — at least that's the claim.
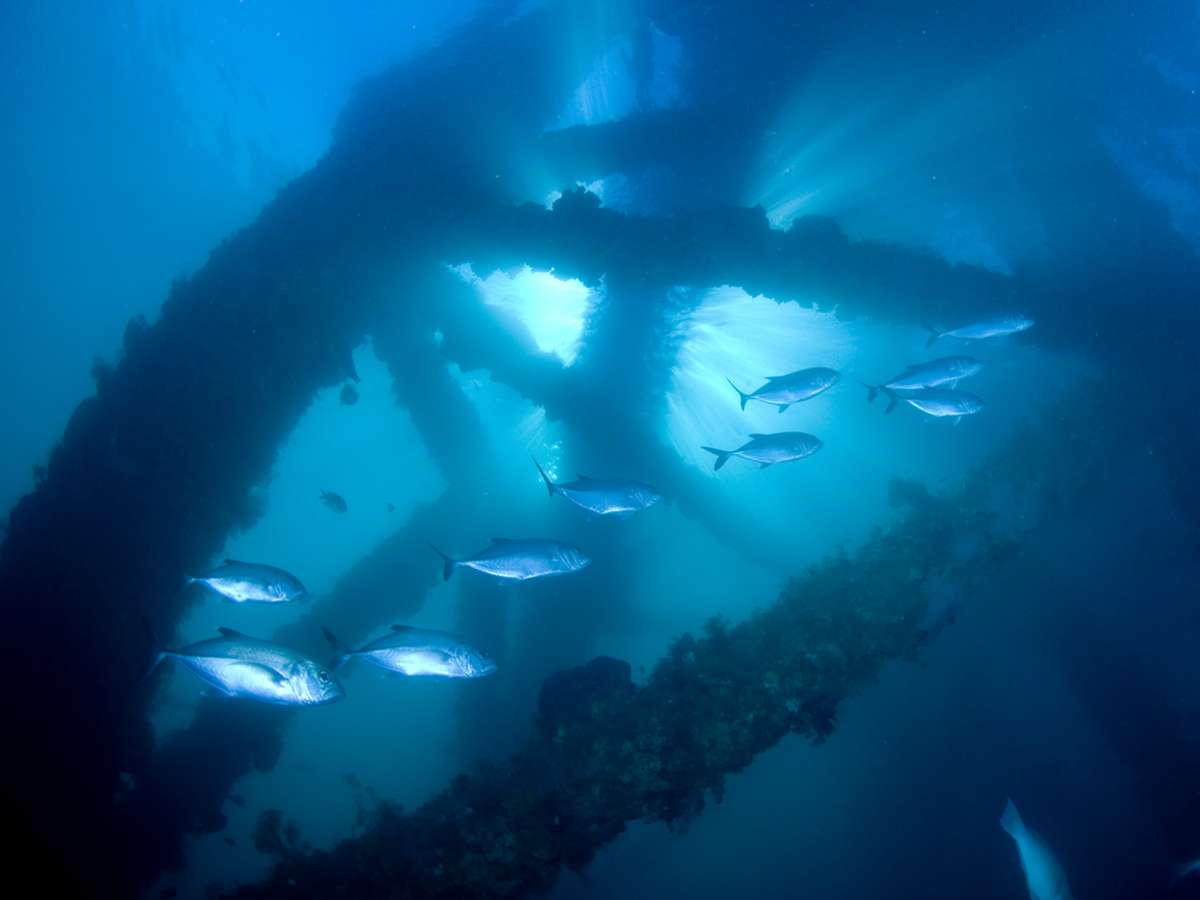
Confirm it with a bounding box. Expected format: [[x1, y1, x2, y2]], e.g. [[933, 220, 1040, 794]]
[[216, 626, 249, 638], [225, 661, 289, 687]]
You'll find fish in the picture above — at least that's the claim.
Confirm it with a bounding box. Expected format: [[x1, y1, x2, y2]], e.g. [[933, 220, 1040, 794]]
[[865, 356, 982, 403], [386, 502, 395, 513], [531, 458, 662, 518], [725, 367, 839, 412], [229, 793, 246, 808], [701, 432, 823, 470], [322, 625, 496, 678], [1174, 859, 1200, 887], [142, 623, 344, 706], [320, 490, 348, 513], [925, 315, 1033, 348], [223, 837, 237, 848], [340, 383, 359, 406], [186, 560, 308, 604], [1000, 799, 1075, 900], [877, 386, 983, 420], [429, 538, 591, 582]]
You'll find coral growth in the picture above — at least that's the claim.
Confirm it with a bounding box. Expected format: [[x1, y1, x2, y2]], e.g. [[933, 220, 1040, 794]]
[[230, 454, 1019, 899]]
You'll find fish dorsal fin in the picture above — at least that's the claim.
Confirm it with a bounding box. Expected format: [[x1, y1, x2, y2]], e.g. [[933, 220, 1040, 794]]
[[389, 625, 416, 633], [217, 627, 248, 638], [490, 537, 512, 543], [764, 374, 791, 381], [223, 558, 246, 566], [747, 433, 768, 439], [576, 473, 596, 481]]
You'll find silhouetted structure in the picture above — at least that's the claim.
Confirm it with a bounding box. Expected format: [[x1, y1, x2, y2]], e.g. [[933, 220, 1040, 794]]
[[5, 1, 1200, 896]]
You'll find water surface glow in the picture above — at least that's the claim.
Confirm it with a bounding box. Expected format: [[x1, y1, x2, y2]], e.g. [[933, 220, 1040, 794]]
[[455, 264, 596, 366]]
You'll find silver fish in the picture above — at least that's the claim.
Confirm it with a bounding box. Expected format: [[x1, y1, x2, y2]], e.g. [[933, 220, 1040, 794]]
[[186, 559, 308, 604], [926, 315, 1033, 348], [532, 458, 662, 518], [726, 367, 839, 413], [144, 626, 344, 706], [866, 356, 982, 403], [430, 538, 591, 582], [323, 625, 496, 678], [881, 386, 983, 419], [701, 432, 823, 470], [1000, 799, 1075, 900]]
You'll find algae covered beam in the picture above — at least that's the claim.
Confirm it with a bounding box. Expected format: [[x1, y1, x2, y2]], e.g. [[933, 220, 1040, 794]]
[[230, 413, 1031, 899]]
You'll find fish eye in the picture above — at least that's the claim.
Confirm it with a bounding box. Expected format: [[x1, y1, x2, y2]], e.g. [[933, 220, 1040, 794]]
[[318, 671, 329, 684]]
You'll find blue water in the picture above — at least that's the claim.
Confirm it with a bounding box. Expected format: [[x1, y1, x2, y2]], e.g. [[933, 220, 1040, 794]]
[[3, 1, 1200, 898]]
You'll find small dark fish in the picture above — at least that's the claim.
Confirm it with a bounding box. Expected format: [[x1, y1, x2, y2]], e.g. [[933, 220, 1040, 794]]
[[229, 793, 246, 808], [701, 432, 823, 470], [223, 836, 237, 847], [320, 490, 348, 513], [340, 383, 360, 406], [345, 773, 361, 789], [386, 502, 395, 513], [725, 367, 839, 412]]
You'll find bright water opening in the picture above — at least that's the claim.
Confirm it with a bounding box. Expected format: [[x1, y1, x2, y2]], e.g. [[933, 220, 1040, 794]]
[[666, 286, 856, 474], [454, 264, 597, 366]]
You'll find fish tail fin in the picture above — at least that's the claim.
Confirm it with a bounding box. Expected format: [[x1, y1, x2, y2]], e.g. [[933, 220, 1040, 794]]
[[701, 446, 731, 471], [429, 543, 458, 581], [999, 798, 1024, 839], [923, 321, 943, 349], [880, 386, 898, 414], [320, 626, 352, 670], [531, 457, 556, 497], [856, 380, 879, 404], [138, 615, 167, 683], [725, 377, 750, 411]]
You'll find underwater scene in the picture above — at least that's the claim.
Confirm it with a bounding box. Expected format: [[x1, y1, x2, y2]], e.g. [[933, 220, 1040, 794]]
[[5, 1, 1200, 898]]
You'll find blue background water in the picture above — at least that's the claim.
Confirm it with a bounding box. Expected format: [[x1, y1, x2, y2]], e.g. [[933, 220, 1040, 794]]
[[3, 1, 1199, 898]]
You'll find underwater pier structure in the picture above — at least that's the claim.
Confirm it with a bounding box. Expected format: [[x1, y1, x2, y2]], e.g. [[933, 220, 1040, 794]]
[[5, 2, 1200, 896], [230, 376, 1143, 899]]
